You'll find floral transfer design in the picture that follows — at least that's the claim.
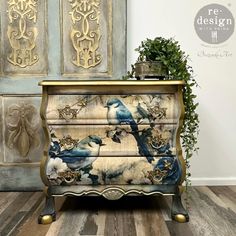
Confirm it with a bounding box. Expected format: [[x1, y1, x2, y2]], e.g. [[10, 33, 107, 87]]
[[46, 95, 181, 186], [147, 157, 181, 184]]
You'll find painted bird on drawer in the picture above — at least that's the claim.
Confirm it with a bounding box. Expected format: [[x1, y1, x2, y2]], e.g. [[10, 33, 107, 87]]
[[56, 135, 105, 170], [105, 98, 154, 163]]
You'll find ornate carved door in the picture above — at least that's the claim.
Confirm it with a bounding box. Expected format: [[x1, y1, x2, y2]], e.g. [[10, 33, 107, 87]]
[[0, 0, 127, 190]]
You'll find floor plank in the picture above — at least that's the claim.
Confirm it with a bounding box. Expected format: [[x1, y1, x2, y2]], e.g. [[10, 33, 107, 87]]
[[15, 199, 52, 236], [166, 221, 194, 236], [0, 187, 236, 236], [187, 187, 236, 236], [209, 186, 236, 213], [0, 192, 34, 233], [132, 197, 170, 236], [93, 210, 107, 236], [105, 210, 136, 236], [229, 185, 236, 193], [0, 192, 20, 215]]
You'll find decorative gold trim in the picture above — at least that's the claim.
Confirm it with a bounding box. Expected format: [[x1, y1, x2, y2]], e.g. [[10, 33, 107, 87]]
[[52, 187, 174, 199], [178, 185, 185, 194], [57, 105, 78, 121], [69, 0, 102, 69], [3, 0, 48, 76], [7, 0, 39, 68], [39, 80, 185, 86], [61, 0, 113, 77], [59, 135, 79, 149], [176, 85, 186, 185], [43, 186, 49, 197], [40, 86, 50, 186]]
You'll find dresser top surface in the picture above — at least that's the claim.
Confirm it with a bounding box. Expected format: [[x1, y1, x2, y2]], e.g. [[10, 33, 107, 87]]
[[39, 80, 185, 87]]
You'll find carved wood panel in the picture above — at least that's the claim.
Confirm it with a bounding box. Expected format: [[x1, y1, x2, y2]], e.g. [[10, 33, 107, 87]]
[[3, 96, 44, 163], [1, 0, 47, 75], [61, 0, 112, 77]]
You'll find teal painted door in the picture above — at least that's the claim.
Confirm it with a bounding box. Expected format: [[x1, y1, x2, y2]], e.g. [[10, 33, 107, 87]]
[[0, 0, 127, 190]]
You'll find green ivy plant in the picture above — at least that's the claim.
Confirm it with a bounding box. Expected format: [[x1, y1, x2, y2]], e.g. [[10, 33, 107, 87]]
[[126, 37, 199, 192]]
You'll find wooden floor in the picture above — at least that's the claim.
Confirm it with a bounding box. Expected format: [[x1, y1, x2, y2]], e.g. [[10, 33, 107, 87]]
[[0, 186, 236, 236]]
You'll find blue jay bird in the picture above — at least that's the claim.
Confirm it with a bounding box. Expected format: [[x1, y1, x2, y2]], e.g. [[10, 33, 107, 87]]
[[57, 135, 104, 170], [105, 98, 138, 131], [105, 98, 154, 163]]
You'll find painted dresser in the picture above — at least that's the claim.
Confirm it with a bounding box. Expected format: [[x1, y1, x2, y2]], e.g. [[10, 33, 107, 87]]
[[38, 80, 189, 224]]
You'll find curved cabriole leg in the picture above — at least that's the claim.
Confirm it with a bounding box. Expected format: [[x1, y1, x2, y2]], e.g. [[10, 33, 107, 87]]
[[38, 195, 56, 224], [171, 194, 189, 223]]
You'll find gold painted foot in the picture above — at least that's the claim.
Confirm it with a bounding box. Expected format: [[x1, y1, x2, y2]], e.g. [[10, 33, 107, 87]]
[[171, 195, 189, 223], [38, 214, 55, 224], [38, 195, 56, 224], [173, 214, 188, 223]]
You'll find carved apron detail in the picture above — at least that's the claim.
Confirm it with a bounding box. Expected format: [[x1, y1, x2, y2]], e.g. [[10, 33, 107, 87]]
[[6, 103, 40, 158]]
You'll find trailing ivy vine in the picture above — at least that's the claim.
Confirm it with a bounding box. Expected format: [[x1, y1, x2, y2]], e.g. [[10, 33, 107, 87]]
[[126, 37, 199, 192]]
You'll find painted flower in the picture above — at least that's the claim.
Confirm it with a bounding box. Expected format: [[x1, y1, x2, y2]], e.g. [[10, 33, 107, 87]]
[[46, 158, 68, 179], [77, 171, 93, 184], [106, 126, 129, 143]]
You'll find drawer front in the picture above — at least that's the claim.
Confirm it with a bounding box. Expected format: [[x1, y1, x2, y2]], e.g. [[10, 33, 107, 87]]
[[46, 123, 182, 186], [46, 156, 182, 186], [48, 124, 178, 157], [46, 94, 180, 124]]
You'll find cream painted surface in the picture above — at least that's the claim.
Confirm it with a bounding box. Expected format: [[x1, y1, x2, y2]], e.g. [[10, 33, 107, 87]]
[[127, 0, 236, 185]]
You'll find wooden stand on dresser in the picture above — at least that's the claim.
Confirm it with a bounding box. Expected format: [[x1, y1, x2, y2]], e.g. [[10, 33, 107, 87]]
[[38, 80, 189, 224]]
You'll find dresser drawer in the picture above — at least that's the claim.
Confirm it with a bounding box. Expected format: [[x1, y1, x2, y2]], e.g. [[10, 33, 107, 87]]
[[49, 124, 178, 158], [46, 94, 180, 124], [47, 156, 182, 186]]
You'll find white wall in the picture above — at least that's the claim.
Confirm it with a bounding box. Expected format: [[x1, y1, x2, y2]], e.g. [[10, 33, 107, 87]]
[[127, 0, 236, 185]]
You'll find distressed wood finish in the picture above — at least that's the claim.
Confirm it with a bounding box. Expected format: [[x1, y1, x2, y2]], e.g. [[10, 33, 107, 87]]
[[1, 0, 48, 75], [1, 186, 236, 235]]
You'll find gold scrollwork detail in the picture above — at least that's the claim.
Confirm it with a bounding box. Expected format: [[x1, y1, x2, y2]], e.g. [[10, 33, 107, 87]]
[[7, 0, 39, 68], [69, 0, 102, 68], [59, 135, 79, 150], [147, 160, 173, 184], [58, 105, 78, 121], [6, 103, 40, 158], [58, 170, 81, 185]]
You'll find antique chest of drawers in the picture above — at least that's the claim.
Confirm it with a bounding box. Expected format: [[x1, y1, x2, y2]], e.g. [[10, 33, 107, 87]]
[[38, 80, 189, 224]]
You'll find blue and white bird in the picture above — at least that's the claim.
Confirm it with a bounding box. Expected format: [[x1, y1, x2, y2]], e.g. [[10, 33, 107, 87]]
[[105, 98, 154, 163], [105, 98, 138, 131], [57, 135, 104, 170]]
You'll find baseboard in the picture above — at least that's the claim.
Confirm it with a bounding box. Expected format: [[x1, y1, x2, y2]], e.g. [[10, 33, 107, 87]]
[[190, 177, 236, 186]]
